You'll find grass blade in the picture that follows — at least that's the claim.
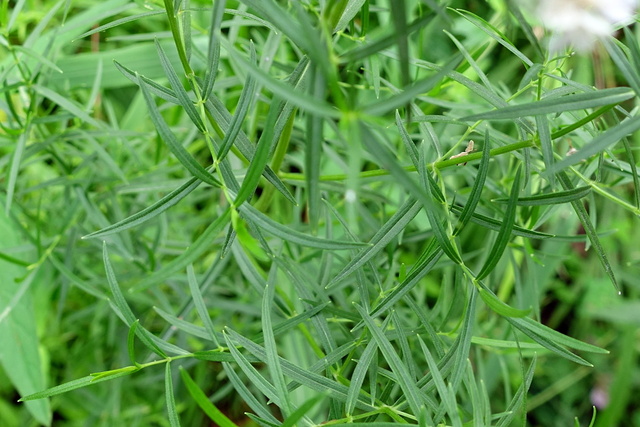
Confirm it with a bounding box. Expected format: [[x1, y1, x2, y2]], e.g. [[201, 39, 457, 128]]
[[103, 242, 168, 358], [202, 0, 225, 100], [19, 369, 139, 402], [452, 8, 532, 66]]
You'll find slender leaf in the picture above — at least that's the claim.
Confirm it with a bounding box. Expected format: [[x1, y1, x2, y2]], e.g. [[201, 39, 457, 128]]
[[557, 171, 619, 292], [462, 87, 634, 121], [83, 175, 203, 239], [131, 207, 231, 291], [493, 186, 591, 206], [19, 368, 140, 402], [155, 39, 205, 132], [545, 115, 640, 177], [180, 367, 239, 427], [355, 304, 426, 415], [328, 198, 421, 288], [187, 264, 220, 346], [454, 129, 491, 234], [138, 74, 220, 186], [165, 362, 181, 427], [238, 203, 367, 250], [476, 166, 521, 280], [262, 283, 291, 416]]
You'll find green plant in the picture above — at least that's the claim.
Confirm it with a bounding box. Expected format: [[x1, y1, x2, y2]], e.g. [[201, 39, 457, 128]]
[[2, 0, 639, 426]]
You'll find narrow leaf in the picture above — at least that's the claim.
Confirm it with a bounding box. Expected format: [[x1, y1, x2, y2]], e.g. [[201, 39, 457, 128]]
[[462, 87, 634, 121], [454, 129, 491, 234], [238, 204, 367, 250], [180, 367, 239, 427], [137, 74, 220, 187], [165, 362, 181, 427], [131, 207, 231, 291], [557, 171, 619, 292], [546, 115, 640, 177], [476, 166, 521, 280], [493, 186, 591, 206]]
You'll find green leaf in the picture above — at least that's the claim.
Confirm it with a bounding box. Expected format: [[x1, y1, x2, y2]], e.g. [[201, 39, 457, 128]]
[[223, 331, 281, 407], [32, 84, 105, 128], [127, 320, 140, 367], [234, 86, 280, 207], [454, 129, 491, 235], [217, 65, 256, 162], [355, 304, 426, 415], [155, 39, 205, 132], [363, 54, 461, 116], [0, 206, 51, 425], [452, 8, 532, 66], [114, 60, 179, 103], [19, 367, 139, 401], [345, 339, 378, 416], [131, 207, 231, 291], [202, 0, 225, 100], [187, 264, 220, 347], [262, 283, 292, 416], [361, 124, 461, 263], [327, 198, 422, 288], [545, 115, 640, 177], [536, 114, 555, 186], [165, 362, 181, 427], [493, 186, 591, 206], [83, 175, 203, 239], [238, 203, 367, 250], [495, 356, 536, 427], [476, 166, 521, 280], [557, 171, 619, 292], [603, 37, 640, 96], [369, 243, 444, 318], [305, 63, 325, 230], [450, 205, 553, 239], [137, 74, 220, 187], [462, 87, 634, 121], [76, 10, 164, 40], [225, 329, 376, 411], [418, 337, 462, 427], [281, 394, 326, 427], [476, 280, 530, 317], [103, 242, 168, 358], [180, 367, 239, 427], [506, 317, 604, 366], [220, 38, 338, 118]]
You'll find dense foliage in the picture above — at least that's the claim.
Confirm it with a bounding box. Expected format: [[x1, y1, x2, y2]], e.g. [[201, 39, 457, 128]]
[[1, 1, 639, 426]]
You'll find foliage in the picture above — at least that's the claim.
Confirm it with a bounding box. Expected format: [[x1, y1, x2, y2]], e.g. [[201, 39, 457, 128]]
[[1, 0, 639, 426]]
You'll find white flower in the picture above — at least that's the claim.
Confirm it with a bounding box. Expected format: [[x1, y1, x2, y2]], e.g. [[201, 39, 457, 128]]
[[535, 0, 639, 52]]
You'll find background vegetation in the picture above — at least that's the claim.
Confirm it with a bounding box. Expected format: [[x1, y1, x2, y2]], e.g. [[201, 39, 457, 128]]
[[1, 0, 639, 426]]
